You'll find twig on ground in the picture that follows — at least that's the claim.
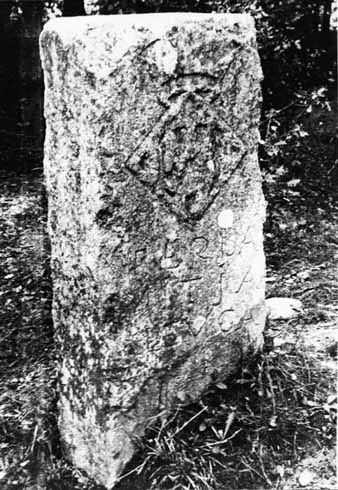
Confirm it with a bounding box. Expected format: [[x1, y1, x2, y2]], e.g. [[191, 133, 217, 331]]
[[172, 406, 208, 438]]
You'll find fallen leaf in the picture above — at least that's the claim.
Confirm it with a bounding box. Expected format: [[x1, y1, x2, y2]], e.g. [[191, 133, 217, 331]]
[[176, 391, 186, 402], [287, 178, 300, 187]]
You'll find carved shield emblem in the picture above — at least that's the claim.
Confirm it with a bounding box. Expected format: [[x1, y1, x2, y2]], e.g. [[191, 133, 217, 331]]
[[121, 91, 243, 222]]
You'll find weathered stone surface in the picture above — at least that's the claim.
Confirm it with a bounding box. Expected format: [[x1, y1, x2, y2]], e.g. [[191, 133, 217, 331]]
[[40, 13, 266, 488]]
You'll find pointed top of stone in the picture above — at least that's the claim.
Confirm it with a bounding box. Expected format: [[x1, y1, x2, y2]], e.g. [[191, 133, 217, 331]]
[[43, 12, 254, 31], [41, 12, 256, 45], [40, 12, 259, 81]]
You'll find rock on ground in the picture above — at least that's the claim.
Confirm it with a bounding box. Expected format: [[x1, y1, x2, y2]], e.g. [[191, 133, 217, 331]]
[[40, 13, 265, 488], [267, 297, 303, 320]]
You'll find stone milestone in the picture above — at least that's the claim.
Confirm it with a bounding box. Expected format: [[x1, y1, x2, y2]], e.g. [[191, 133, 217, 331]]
[[40, 13, 266, 489]]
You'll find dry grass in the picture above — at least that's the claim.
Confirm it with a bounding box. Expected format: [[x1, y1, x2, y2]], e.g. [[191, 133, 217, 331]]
[[115, 341, 336, 490]]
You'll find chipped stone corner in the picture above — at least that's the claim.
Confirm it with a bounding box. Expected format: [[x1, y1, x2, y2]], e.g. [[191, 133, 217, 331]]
[[59, 396, 136, 488]]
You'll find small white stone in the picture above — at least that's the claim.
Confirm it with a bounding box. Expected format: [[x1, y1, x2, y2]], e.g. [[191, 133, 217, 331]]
[[298, 469, 315, 487], [217, 209, 234, 229], [193, 315, 206, 333], [207, 160, 215, 171], [273, 336, 296, 348], [266, 297, 303, 320], [165, 228, 177, 240]]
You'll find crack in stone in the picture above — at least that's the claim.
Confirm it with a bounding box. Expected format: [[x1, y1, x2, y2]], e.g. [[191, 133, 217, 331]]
[[137, 38, 161, 56]]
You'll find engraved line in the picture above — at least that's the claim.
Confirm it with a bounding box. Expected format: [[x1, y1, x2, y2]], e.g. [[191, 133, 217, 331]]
[[211, 272, 226, 306], [192, 236, 212, 260], [233, 267, 251, 294]]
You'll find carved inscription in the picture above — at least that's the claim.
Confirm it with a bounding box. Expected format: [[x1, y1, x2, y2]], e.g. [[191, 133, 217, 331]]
[[192, 236, 212, 260], [99, 97, 247, 222], [130, 230, 237, 331], [232, 266, 251, 294], [165, 275, 202, 298], [162, 239, 181, 269], [210, 272, 226, 306], [217, 308, 235, 333], [113, 217, 257, 337], [102, 222, 257, 338], [243, 223, 259, 251], [134, 248, 147, 268]]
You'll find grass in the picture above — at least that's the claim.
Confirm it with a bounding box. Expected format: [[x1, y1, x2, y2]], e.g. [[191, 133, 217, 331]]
[[0, 161, 336, 489], [114, 344, 335, 490]]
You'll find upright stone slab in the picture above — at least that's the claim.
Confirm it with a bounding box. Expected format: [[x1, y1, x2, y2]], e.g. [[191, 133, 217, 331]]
[[40, 13, 266, 488]]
